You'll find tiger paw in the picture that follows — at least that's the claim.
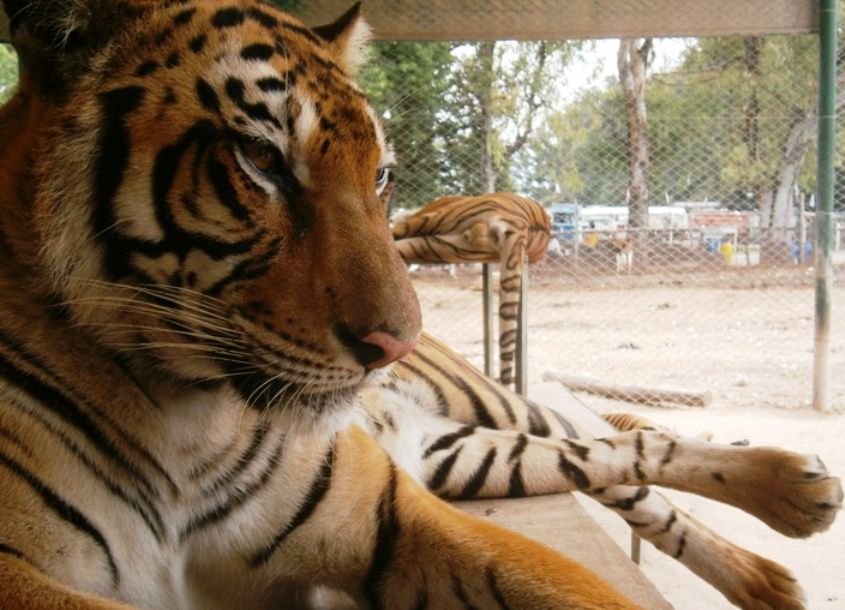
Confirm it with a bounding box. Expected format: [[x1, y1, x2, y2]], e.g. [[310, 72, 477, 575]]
[[720, 549, 806, 610], [720, 448, 843, 538]]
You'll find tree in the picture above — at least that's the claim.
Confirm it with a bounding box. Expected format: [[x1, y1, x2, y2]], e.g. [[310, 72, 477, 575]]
[[618, 38, 653, 231], [677, 36, 822, 228], [361, 40, 579, 209], [483, 41, 551, 192], [359, 41, 454, 210], [450, 41, 579, 195]]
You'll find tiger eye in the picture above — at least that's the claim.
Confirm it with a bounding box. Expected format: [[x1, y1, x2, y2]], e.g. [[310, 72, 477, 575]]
[[243, 141, 277, 173]]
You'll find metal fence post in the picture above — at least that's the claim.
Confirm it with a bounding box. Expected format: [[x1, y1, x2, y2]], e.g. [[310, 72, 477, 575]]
[[631, 532, 642, 565], [813, 0, 837, 412], [482, 263, 495, 378], [799, 193, 807, 266]]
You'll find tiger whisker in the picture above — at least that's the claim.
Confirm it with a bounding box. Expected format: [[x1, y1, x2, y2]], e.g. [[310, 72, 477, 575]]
[[66, 296, 238, 334], [70, 279, 236, 324], [104, 338, 249, 359], [70, 303, 241, 341], [82, 322, 250, 354], [110, 342, 228, 354], [116, 348, 257, 369], [243, 371, 284, 410]]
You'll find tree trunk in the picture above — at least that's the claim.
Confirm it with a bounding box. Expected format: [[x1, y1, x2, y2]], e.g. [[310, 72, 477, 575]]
[[762, 55, 845, 262], [618, 39, 651, 229], [618, 39, 652, 265], [772, 112, 816, 229], [477, 41, 497, 193], [759, 190, 774, 228], [743, 38, 768, 214]]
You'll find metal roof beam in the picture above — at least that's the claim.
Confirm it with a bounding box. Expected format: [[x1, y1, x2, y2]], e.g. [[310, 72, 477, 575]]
[[1, 1, 818, 44], [278, 0, 818, 41]]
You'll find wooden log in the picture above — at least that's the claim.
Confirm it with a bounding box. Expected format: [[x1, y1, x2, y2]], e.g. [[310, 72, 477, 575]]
[[543, 371, 712, 408]]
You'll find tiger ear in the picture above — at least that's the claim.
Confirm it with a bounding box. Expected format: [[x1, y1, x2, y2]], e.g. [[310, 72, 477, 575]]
[[312, 2, 371, 74], [3, 0, 146, 56], [3, 0, 148, 91]]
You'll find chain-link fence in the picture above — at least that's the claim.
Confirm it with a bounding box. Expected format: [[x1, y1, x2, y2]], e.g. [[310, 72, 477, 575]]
[[357, 17, 845, 411]]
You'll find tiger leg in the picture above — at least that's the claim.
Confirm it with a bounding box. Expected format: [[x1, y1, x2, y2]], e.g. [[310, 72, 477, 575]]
[[589, 486, 805, 610], [601, 412, 674, 435], [0, 551, 139, 610], [394, 334, 838, 535], [602, 411, 715, 442], [390, 418, 839, 610], [414, 421, 841, 539], [291, 426, 644, 610], [384, 469, 644, 610], [389, 338, 840, 607]]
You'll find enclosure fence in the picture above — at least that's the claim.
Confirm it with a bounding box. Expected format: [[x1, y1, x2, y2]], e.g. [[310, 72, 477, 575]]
[[355, 2, 845, 412]]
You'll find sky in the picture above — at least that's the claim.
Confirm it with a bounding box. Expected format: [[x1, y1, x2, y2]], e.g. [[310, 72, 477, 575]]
[[560, 37, 693, 103]]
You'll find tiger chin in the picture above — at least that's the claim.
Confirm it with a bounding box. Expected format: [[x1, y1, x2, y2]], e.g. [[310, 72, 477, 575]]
[[0, 2, 840, 610]]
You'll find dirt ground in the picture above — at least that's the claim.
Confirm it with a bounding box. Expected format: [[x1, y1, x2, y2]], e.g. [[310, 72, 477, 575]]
[[411, 269, 845, 609], [414, 266, 845, 411]]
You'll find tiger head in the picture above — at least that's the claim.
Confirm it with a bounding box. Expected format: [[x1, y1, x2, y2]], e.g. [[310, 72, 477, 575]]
[[1, 0, 421, 414]]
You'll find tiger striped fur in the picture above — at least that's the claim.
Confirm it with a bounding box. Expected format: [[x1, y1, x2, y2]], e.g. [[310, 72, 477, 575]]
[[0, 2, 840, 610], [602, 411, 673, 434], [363, 333, 842, 610], [391, 193, 551, 389]]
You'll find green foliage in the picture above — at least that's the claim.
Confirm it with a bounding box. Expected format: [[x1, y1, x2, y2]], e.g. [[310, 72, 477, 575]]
[[513, 35, 825, 210], [363, 34, 825, 211], [361, 40, 581, 209], [0, 44, 17, 105], [676, 36, 819, 202], [359, 41, 458, 209]]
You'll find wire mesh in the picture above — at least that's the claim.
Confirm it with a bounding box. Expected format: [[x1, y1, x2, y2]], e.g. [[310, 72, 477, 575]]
[[359, 29, 845, 410]]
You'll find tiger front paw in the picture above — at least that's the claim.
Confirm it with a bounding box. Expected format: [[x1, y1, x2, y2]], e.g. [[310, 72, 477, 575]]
[[724, 549, 805, 610], [724, 448, 842, 538]]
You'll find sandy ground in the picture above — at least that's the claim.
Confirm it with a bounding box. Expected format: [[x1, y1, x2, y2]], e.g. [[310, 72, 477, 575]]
[[411, 268, 845, 609], [414, 266, 845, 411]]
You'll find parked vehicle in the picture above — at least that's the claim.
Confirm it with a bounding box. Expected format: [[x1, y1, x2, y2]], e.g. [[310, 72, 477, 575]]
[[548, 202, 579, 241]]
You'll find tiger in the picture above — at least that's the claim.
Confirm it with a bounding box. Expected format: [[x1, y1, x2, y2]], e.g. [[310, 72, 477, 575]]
[[0, 2, 841, 610], [370, 333, 838, 609], [391, 193, 551, 389]]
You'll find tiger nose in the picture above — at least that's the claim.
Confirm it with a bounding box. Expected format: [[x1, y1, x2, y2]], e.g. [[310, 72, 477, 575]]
[[337, 326, 417, 369], [359, 331, 417, 369]]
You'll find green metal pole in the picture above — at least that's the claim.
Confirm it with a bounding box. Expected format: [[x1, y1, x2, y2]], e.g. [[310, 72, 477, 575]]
[[813, 0, 837, 412]]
